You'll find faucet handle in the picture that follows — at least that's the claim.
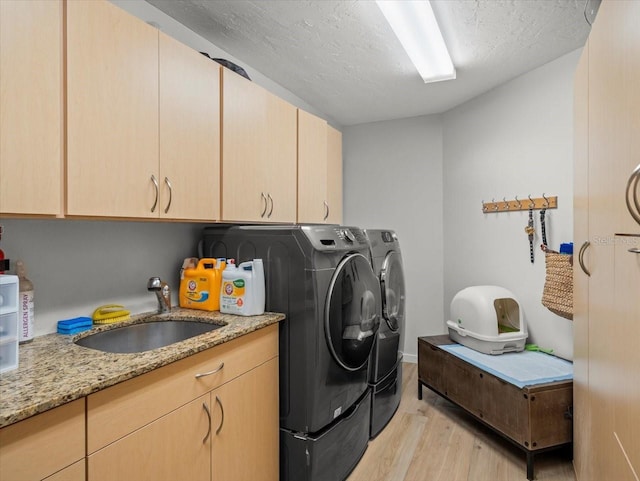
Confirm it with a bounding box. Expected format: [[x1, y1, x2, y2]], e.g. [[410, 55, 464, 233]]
[[147, 277, 162, 291]]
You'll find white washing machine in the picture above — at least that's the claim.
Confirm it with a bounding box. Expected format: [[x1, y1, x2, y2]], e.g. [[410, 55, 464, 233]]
[[365, 229, 406, 438]]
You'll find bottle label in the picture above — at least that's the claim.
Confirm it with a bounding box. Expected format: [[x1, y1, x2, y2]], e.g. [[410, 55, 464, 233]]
[[19, 290, 34, 342]]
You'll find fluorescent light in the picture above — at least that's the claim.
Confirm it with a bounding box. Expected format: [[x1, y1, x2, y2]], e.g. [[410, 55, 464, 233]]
[[376, 0, 456, 83]]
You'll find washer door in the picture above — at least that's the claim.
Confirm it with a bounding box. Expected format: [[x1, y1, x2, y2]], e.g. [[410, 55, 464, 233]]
[[325, 253, 381, 371], [380, 251, 405, 332]]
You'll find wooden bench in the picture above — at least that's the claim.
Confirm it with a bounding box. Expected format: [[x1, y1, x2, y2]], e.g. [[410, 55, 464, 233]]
[[418, 335, 573, 480]]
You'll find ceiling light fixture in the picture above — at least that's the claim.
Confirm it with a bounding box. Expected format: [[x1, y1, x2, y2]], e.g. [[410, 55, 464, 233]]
[[376, 0, 456, 83]]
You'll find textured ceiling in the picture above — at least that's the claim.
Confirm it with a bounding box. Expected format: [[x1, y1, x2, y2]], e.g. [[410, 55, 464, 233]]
[[146, 0, 592, 126]]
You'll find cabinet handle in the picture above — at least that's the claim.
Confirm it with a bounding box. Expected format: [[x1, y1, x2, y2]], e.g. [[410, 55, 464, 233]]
[[202, 402, 212, 444], [195, 362, 224, 379], [260, 192, 268, 218], [578, 241, 591, 277], [267, 193, 274, 218], [629, 248, 640, 254], [323, 201, 329, 221], [150, 175, 159, 213], [215, 395, 224, 435], [625, 164, 640, 225], [164, 177, 173, 214]]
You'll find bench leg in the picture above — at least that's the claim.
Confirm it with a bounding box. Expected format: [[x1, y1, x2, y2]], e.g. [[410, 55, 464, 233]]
[[418, 381, 422, 400], [526, 451, 534, 480]]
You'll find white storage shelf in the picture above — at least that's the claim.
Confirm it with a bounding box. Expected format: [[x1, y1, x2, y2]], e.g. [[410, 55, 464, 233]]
[[0, 275, 19, 374]]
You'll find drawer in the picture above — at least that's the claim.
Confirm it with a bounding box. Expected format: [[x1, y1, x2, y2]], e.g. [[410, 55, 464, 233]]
[[0, 399, 85, 481], [87, 324, 277, 453]]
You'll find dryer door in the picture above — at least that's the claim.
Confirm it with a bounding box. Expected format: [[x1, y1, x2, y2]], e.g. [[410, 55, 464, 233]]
[[380, 251, 405, 332], [325, 253, 381, 371]]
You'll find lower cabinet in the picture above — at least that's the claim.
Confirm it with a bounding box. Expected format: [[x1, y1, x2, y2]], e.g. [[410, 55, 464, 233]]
[[88, 395, 211, 481], [0, 399, 85, 481], [211, 357, 279, 481], [86, 324, 279, 481]]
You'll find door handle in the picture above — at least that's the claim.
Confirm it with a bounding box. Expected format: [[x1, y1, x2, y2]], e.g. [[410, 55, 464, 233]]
[[215, 395, 224, 435], [202, 402, 211, 444], [323, 201, 329, 221], [164, 177, 173, 214], [625, 164, 640, 225], [150, 175, 159, 213], [578, 241, 591, 277], [260, 192, 267, 218], [267, 193, 274, 218]]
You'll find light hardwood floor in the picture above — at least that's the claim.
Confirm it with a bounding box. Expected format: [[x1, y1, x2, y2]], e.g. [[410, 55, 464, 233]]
[[348, 363, 576, 481]]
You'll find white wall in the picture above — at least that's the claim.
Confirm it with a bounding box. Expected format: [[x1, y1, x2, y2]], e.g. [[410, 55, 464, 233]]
[[343, 49, 581, 362], [343, 116, 444, 362], [442, 49, 581, 360]]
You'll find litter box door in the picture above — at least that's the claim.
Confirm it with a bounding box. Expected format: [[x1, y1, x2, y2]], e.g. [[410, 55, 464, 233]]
[[325, 253, 381, 371], [380, 251, 405, 332]]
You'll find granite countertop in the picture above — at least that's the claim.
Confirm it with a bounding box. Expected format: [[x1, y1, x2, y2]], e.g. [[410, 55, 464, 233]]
[[0, 309, 284, 428]]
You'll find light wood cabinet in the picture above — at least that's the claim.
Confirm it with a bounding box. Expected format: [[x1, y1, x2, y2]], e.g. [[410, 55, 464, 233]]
[[87, 325, 279, 480], [0, 399, 85, 481], [297, 110, 329, 223], [88, 395, 211, 481], [0, 0, 63, 216], [573, 2, 640, 480], [66, 0, 159, 218], [222, 68, 297, 222], [67, 1, 221, 221], [326, 125, 343, 224], [159, 33, 221, 221], [211, 357, 279, 481], [297, 111, 343, 224]]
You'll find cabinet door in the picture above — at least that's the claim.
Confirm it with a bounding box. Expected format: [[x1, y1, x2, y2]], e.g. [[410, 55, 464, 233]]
[[222, 68, 296, 222], [43, 460, 85, 481], [211, 358, 279, 481], [0, 399, 85, 481], [326, 125, 343, 224], [0, 0, 63, 216], [159, 33, 220, 221], [88, 395, 211, 481], [572, 42, 592, 481], [66, 0, 159, 218], [612, 237, 640, 479], [297, 109, 328, 223]]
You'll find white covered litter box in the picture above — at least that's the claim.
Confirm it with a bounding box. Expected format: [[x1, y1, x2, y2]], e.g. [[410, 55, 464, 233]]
[[446, 286, 528, 355]]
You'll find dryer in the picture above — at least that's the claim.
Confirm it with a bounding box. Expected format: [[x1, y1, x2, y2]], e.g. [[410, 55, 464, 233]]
[[202, 225, 381, 481], [365, 229, 406, 438]]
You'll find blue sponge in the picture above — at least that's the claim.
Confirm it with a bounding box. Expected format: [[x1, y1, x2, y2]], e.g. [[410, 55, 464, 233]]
[[57, 316, 93, 335]]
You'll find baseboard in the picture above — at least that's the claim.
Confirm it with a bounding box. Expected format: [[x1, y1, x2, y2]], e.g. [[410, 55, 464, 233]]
[[402, 352, 417, 364]]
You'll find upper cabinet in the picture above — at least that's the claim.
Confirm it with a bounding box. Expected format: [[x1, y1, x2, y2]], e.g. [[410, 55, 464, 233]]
[[66, 0, 159, 219], [297, 110, 328, 223], [326, 125, 343, 224], [67, 1, 221, 221], [0, 0, 63, 216], [222, 68, 297, 223], [297, 110, 343, 224], [159, 33, 221, 221]]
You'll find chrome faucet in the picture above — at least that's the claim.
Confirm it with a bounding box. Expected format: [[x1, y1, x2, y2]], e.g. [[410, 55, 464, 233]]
[[147, 277, 172, 313]]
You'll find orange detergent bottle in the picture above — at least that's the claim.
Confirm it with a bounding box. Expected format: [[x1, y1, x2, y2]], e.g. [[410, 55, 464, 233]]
[[179, 258, 226, 311]]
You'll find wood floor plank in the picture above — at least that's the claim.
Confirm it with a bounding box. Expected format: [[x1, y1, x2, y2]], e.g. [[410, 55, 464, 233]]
[[347, 362, 576, 481]]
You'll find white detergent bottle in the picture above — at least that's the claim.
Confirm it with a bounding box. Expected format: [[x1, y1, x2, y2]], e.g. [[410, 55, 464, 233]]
[[220, 259, 241, 314], [252, 259, 265, 316]]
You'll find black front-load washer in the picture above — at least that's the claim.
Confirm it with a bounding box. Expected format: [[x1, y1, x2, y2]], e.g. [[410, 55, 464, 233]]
[[202, 224, 381, 481]]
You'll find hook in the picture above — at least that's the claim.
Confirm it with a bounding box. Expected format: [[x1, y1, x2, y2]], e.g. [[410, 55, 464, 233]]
[[515, 195, 522, 209], [528, 194, 534, 209], [492, 198, 498, 211], [542, 193, 549, 208], [503, 197, 510, 210]]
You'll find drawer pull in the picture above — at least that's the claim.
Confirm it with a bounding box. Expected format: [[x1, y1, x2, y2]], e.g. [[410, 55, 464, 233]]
[[202, 402, 211, 444], [260, 192, 267, 218], [215, 395, 224, 435], [150, 174, 159, 213], [164, 177, 173, 214], [195, 362, 224, 379], [629, 247, 640, 254]]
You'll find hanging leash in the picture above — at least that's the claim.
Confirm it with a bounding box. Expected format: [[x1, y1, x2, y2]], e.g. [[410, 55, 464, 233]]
[[525, 207, 535, 263], [540, 208, 548, 247]]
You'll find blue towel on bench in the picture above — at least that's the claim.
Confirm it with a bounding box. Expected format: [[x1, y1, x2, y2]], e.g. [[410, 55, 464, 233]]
[[440, 344, 573, 388]]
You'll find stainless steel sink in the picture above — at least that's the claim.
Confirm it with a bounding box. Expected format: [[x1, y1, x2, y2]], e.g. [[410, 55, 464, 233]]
[[74, 320, 224, 353]]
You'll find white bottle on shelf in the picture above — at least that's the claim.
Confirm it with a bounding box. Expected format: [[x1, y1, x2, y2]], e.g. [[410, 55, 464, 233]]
[[16, 260, 34, 343]]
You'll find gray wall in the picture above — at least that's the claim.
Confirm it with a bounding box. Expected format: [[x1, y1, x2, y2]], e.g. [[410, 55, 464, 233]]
[[343, 116, 444, 362], [343, 50, 580, 361]]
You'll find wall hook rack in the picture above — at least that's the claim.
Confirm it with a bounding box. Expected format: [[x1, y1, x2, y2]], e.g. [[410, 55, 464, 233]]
[[482, 195, 557, 213]]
